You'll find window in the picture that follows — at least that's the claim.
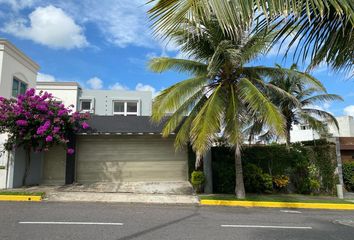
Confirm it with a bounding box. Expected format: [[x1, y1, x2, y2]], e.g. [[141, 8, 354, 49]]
[[80, 99, 93, 113], [12, 78, 27, 97], [300, 125, 310, 130], [113, 101, 138, 116]]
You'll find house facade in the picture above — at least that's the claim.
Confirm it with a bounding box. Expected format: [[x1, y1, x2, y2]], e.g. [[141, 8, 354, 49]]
[[290, 116, 354, 163], [0, 40, 189, 191], [36, 82, 187, 187], [0, 39, 40, 188]]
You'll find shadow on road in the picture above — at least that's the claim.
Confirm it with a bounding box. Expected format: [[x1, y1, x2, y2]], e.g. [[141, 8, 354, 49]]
[[116, 208, 200, 240]]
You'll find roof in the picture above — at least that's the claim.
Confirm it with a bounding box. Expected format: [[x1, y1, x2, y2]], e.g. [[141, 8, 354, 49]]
[[37, 81, 81, 87], [0, 39, 40, 72], [80, 115, 173, 135]]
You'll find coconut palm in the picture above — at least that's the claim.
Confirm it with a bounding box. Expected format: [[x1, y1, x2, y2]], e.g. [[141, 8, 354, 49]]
[[148, 0, 354, 71], [148, 17, 318, 198], [266, 64, 343, 145]]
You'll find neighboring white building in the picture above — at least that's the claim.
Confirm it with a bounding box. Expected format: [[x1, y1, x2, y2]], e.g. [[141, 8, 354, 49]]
[[0, 39, 39, 189], [290, 116, 354, 143], [36, 81, 82, 111]]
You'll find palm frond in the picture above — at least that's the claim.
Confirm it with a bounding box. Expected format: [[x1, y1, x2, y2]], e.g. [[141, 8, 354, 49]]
[[190, 84, 225, 154], [152, 75, 208, 122], [301, 94, 343, 106], [301, 108, 339, 129], [238, 78, 285, 135], [148, 57, 207, 75]]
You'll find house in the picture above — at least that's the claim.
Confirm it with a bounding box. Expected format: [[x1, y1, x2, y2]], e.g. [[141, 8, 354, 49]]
[[36, 82, 188, 186], [0, 40, 39, 189], [290, 116, 354, 163], [0, 40, 189, 191]]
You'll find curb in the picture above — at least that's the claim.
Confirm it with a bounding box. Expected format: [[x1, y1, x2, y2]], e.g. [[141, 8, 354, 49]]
[[200, 200, 354, 210], [0, 195, 42, 202]]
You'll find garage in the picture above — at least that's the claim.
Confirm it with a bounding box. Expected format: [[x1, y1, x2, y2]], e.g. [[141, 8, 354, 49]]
[[39, 116, 189, 185], [76, 135, 188, 183]]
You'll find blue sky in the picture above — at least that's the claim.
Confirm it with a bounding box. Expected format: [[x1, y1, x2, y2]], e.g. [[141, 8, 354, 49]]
[[0, 0, 353, 117]]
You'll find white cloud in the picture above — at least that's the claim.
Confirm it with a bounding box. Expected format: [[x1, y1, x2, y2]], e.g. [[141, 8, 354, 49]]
[[344, 105, 354, 117], [2, 5, 88, 49], [87, 77, 103, 90], [68, 0, 154, 48], [0, 0, 35, 10], [37, 72, 56, 82], [109, 82, 128, 90], [135, 83, 159, 97]]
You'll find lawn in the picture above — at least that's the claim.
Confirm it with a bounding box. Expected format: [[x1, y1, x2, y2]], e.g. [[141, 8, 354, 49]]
[[199, 193, 354, 204]]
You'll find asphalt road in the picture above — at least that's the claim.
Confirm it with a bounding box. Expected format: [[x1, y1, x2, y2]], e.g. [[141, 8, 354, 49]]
[[0, 202, 353, 240]]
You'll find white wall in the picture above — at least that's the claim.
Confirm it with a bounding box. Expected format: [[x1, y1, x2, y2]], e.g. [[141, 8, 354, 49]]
[[290, 124, 321, 143], [290, 116, 354, 143], [0, 40, 39, 98], [0, 40, 39, 189], [36, 82, 81, 111]]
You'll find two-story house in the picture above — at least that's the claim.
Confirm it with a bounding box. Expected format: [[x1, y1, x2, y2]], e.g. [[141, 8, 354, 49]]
[[34, 82, 188, 190], [0, 39, 39, 188], [0, 40, 189, 194]]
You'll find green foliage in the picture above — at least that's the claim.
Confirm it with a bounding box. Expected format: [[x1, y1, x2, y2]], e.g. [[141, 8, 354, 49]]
[[273, 175, 290, 189], [343, 162, 354, 191], [212, 143, 336, 194], [191, 171, 205, 186]]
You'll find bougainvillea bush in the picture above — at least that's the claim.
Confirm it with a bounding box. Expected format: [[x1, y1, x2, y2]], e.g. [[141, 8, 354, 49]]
[[0, 88, 89, 185]]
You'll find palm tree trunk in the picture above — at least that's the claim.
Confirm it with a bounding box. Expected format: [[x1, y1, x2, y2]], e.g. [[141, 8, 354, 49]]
[[234, 143, 245, 199], [286, 120, 292, 146], [22, 147, 31, 186]]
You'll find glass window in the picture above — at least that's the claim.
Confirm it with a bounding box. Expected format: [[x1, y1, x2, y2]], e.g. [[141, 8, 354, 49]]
[[12, 79, 19, 97], [81, 100, 92, 110], [20, 82, 27, 95], [127, 102, 137, 113], [114, 102, 125, 113], [12, 78, 27, 97]]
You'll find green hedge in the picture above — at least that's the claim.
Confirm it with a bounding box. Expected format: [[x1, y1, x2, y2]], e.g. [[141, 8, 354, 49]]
[[211, 142, 336, 194], [343, 162, 354, 191]]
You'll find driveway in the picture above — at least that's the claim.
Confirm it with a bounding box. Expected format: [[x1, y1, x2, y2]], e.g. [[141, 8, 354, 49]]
[[1, 202, 353, 240]]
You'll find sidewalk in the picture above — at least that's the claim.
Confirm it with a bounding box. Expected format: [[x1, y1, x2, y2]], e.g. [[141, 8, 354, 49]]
[[2, 183, 199, 204]]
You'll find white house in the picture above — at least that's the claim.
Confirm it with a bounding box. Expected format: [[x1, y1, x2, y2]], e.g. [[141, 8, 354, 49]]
[[0, 39, 39, 189], [290, 115, 354, 143]]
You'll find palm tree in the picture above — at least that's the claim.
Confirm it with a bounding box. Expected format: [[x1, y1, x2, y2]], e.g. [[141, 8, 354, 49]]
[[148, 17, 316, 198], [148, 0, 354, 71], [267, 64, 343, 145]]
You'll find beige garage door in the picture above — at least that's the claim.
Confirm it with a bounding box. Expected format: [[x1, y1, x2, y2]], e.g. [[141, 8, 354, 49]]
[[42, 145, 66, 185], [76, 135, 188, 183]]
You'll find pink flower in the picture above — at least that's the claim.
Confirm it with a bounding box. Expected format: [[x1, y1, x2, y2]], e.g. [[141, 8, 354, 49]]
[[67, 148, 75, 155], [45, 135, 53, 142], [16, 120, 28, 126], [81, 122, 89, 129]]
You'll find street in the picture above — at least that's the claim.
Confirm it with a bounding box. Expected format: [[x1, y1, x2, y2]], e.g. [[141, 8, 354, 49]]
[[0, 202, 353, 240]]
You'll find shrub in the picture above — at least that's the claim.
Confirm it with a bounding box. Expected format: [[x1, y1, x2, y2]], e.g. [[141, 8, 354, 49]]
[[243, 164, 273, 193], [191, 171, 205, 193], [343, 162, 354, 191], [261, 173, 273, 193], [273, 175, 290, 189]]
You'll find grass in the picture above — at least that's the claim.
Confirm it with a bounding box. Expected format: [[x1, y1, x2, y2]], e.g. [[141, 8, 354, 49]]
[[199, 193, 354, 204], [0, 191, 45, 198]]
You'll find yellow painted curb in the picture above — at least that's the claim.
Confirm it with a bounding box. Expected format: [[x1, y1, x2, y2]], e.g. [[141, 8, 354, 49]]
[[200, 200, 354, 210], [0, 195, 42, 202]]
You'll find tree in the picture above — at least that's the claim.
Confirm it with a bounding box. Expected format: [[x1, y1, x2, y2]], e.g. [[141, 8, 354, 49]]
[[268, 64, 343, 145], [0, 89, 89, 185], [148, 0, 354, 71], [148, 17, 314, 198]]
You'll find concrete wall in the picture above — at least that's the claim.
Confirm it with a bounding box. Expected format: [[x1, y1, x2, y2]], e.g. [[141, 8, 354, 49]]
[[10, 148, 43, 188], [80, 90, 152, 116], [290, 116, 354, 143], [0, 40, 39, 189], [290, 124, 321, 143], [36, 82, 81, 111], [0, 40, 39, 98]]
